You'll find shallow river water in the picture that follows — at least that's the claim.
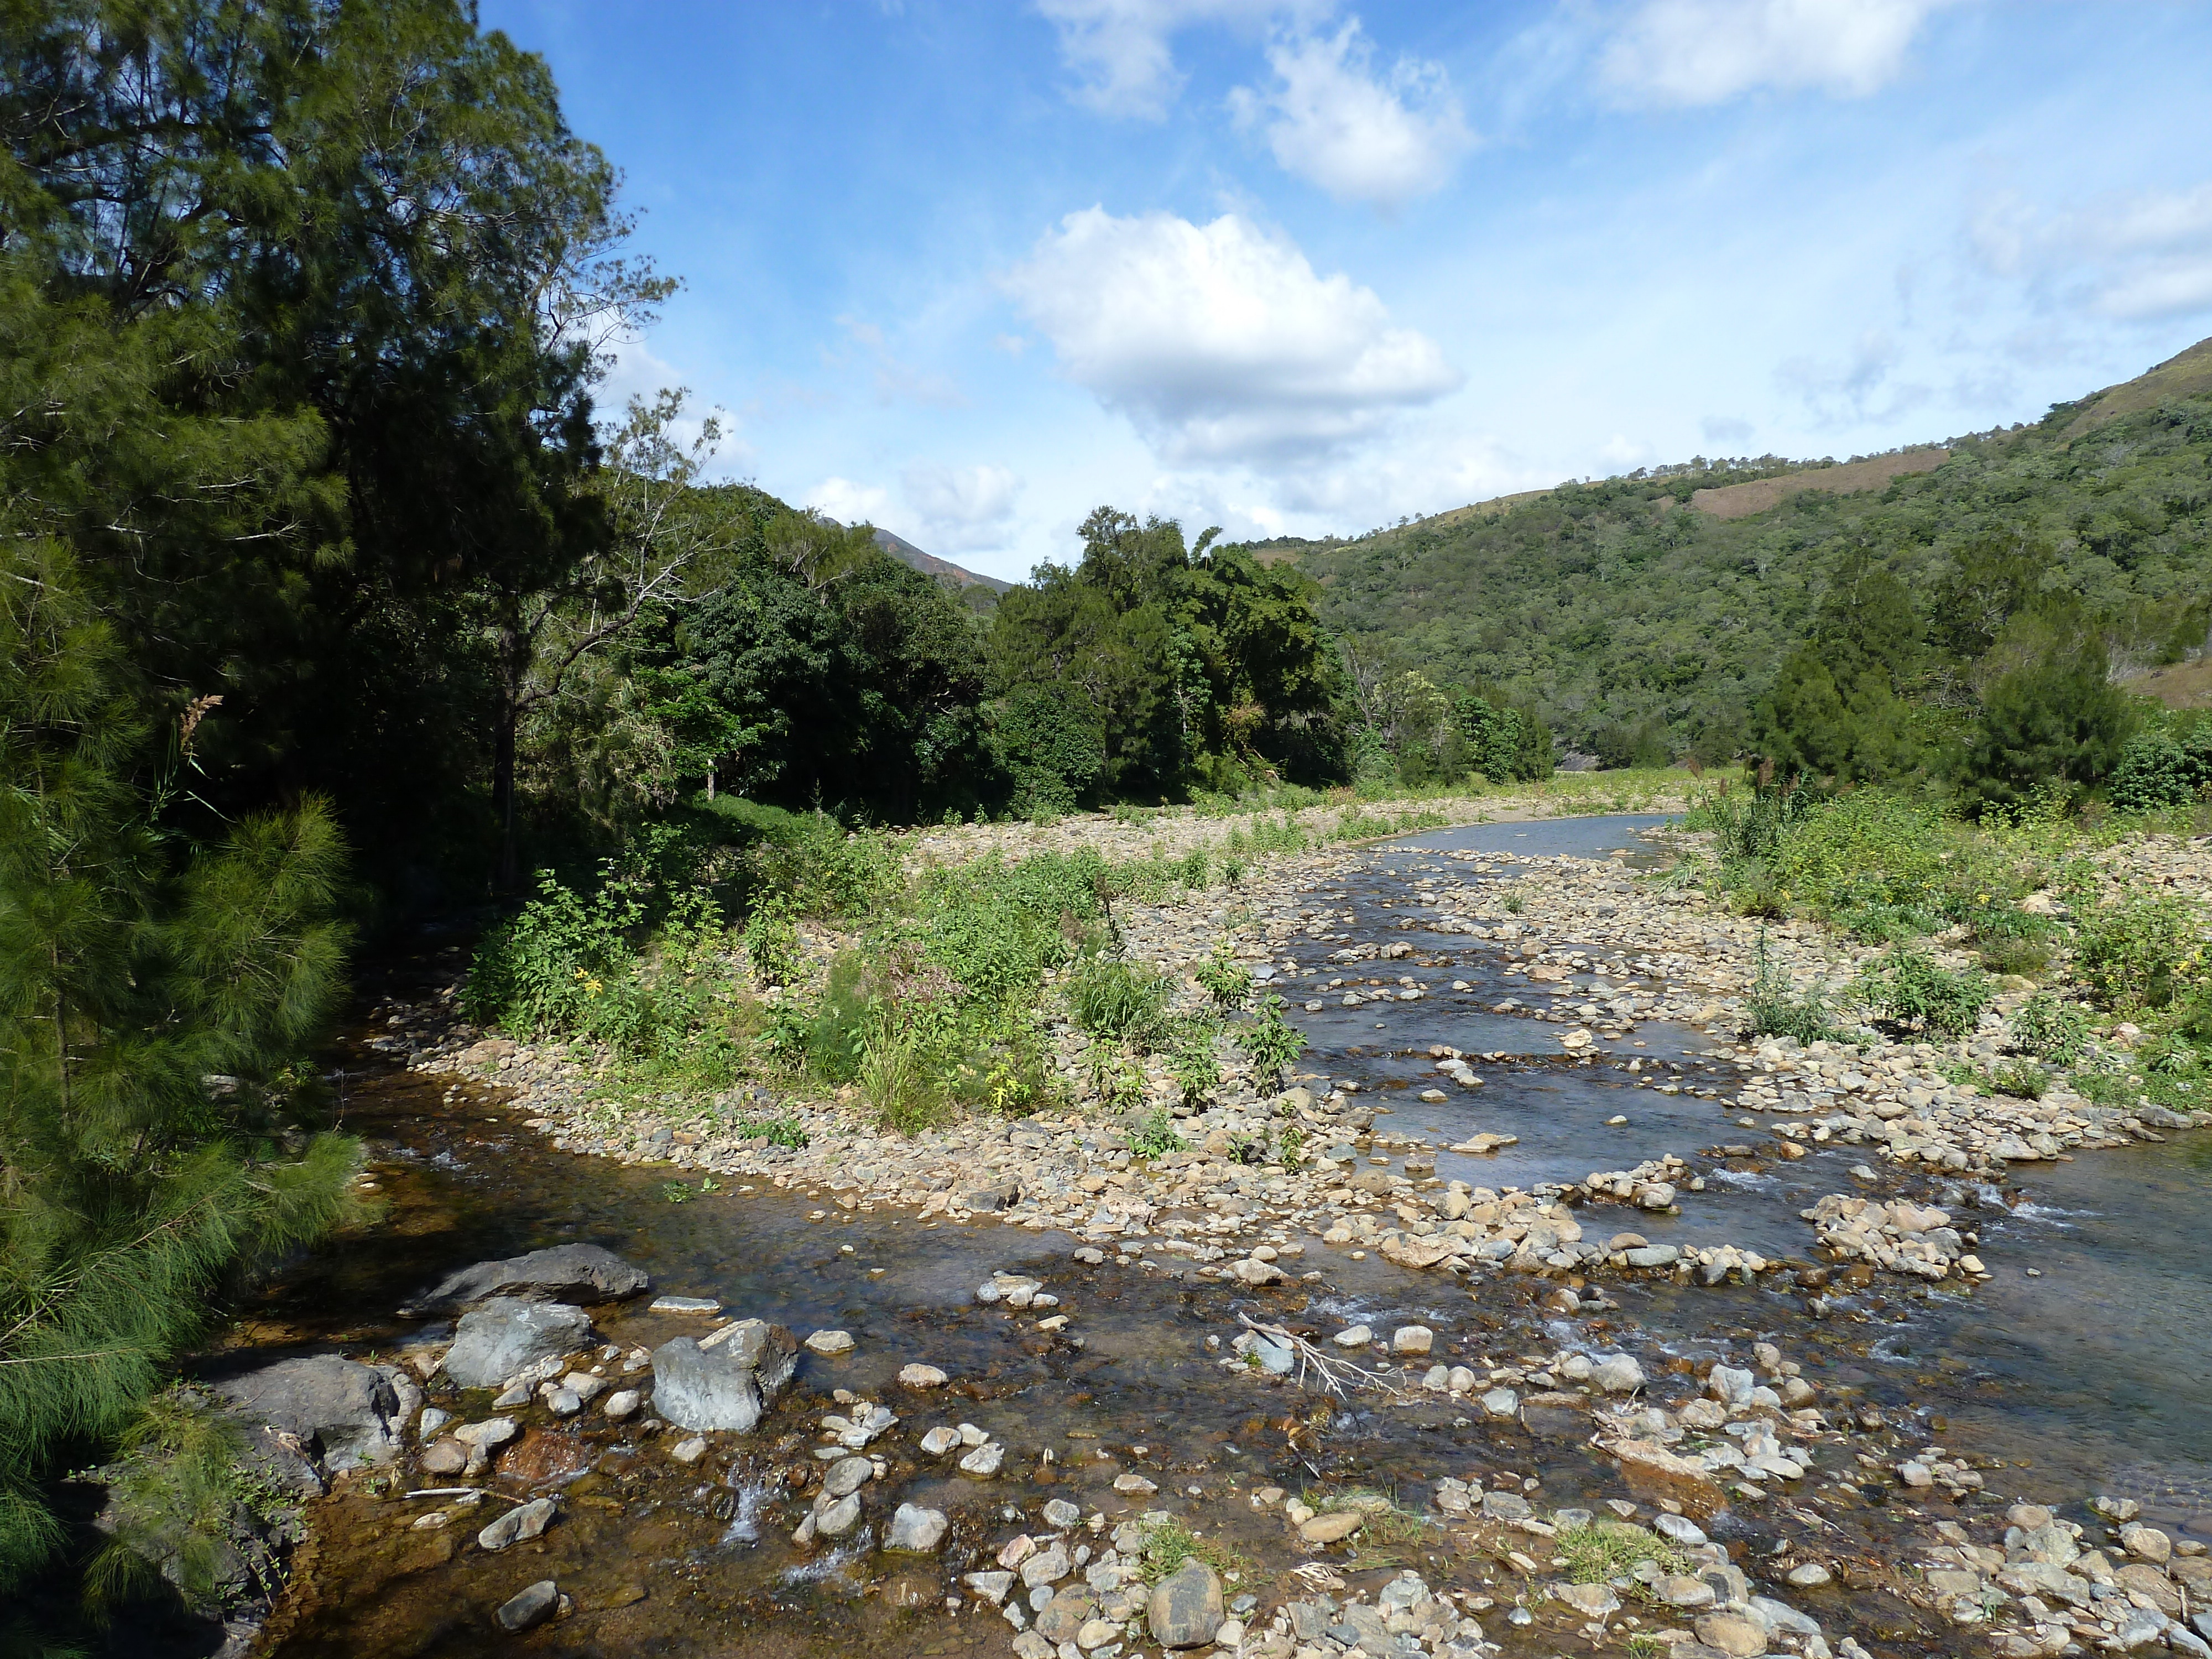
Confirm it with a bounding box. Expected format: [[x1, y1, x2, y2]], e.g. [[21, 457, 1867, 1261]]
[[227, 815, 2211, 1657]]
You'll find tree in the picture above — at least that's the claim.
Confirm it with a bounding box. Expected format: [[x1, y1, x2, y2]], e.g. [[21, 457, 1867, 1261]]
[[990, 510, 1347, 801], [0, 541, 356, 1589], [1960, 634, 2136, 812], [1757, 559, 1924, 782], [1, 0, 668, 896]]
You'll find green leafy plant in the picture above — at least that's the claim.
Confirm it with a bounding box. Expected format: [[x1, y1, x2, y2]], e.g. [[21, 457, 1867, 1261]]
[[1742, 933, 1844, 1045], [1238, 993, 1309, 1084], [1166, 1018, 1223, 1105], [737, 1113, 808, 1149], [1194, 941, 1254, 1011], [1852, 946, 1992, 1036], [1070, 958, 1171, 1046], [1129, 1108, 1186, 1160], [2008, 993, 2090, 1063], [2072, 894, 2208, 1013], [742, 898, 802, 988]]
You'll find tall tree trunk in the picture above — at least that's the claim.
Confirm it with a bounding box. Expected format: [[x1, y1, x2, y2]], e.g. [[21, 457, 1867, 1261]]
[[493, 624, 521, 893]]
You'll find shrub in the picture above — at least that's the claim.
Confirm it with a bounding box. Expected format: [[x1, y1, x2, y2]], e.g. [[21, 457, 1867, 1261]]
[[736, 1113, 808, 1149], [994, 687, 1105, 815], [1992, 1059, 2048, 1099], [742, 898, 801, 987], [1238, 993, 1308, 1084], [1129, 1108, 1185, 1160], [1166, 1018, 1223, 1105], [464, 865, 643, 1033], [2008, 994, 2091, 1063], [1071, 958, 1171, 1045], [1743, 937, 1845, 1044], [1852, 946, 1992, 1036], [1194, 942, 1253, 1010], [2072, 894, 2208, 1012], [2108, 719, 2212, 813]]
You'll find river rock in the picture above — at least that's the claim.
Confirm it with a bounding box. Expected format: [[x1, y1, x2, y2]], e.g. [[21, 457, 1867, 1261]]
[[494, 1580, 559, 1632], [1591, 1354, 1645, 1393], [1147, 1558, 1224, 1649], [1391, 1325, 1433, 1355], [651, 1324, 796, 1433], [822, 1455, 873, 1498], [1707, 1364, 1756, 1406], [214, 1354, 415, 1478], [414, 1243, 649, 1311], [898, 1363, 949, 1388], [2120, 1524, 2172, 1564], [815, 1492, 862, 1537], [804, 1329, 854, 1355], [1694, 1606, 1770, 1656], [698, 1318, 800, 1389], [650, 1295, 722, 1314], [1557, 1582, 1620, 1617], [1299, 1510, 1364, 1543], [444, 1299, 594, 1390], [478, 1496, 556, 1552], [958, 1442, 1005, 1477], [885, 1503, 947, 1552]]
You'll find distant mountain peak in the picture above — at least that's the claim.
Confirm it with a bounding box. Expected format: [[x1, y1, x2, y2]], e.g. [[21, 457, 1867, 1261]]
[[868, 528, 1010, 594]]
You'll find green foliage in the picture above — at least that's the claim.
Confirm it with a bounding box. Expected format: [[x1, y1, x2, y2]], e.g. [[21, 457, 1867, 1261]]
[[2107, 714, 2212, 813], [1960, 625, 2137, 813], [1194, 942, 1254, 1011], [995, 687, 1107, 814], [1556, 1522, 1689, 1589], [1165, 1019, 1224, 1106], [84, 1390, 283, 1620], [990, 508, 1348, 800], [1, 550, 357, 1588], [1743, 936, 1845, 1045], [1851, 946, 1993, 1036], [1129, 1109, 1187, 1161], [742, 899, 802, 988], [1992, 1060, 2048, 1099], [1070, 959, 1171, 1046], [2008, 993, 2092, 1063], [2071, 893, 2209, 1013], [736, 1113, 809, 1149], [1238, 994, 1309, 1083], [1255, 383, 2212, 777]]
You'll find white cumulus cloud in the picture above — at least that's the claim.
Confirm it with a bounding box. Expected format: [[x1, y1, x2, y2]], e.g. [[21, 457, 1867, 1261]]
[[1002, 206, 1460, 465], [1228, 20, 1475, 208], [1600, 0, 1951, 107], [902, 462, 1025, 551], [1036, 0, 1329, 119], [802, 476, 893, 526]]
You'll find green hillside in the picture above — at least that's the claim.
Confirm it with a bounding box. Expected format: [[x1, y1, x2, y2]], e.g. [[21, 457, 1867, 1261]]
[[1244, 338, 2212, 765]]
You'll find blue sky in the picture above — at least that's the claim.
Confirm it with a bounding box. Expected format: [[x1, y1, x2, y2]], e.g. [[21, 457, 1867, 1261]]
[[482, 1, 2212, 582]]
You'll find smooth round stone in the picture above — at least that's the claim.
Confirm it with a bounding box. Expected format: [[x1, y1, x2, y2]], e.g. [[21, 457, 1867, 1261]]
[[1786, 1562, 1833, 1587], [804, 1329, 855, 1355]]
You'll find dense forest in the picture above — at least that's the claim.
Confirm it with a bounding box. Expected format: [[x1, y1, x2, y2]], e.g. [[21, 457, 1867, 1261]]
[[1252, 341, 2212, 779]]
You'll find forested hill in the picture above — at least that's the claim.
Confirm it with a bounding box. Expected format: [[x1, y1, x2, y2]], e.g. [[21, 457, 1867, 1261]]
[[1242, 337, 2212, 766]]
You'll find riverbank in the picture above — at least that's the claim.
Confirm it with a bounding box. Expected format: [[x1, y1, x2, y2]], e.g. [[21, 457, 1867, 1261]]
[[134, 798, 2210, 1659]]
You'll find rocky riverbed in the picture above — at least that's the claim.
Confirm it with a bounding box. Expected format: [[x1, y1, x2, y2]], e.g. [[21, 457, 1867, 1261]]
[[173, 808, 2211, 1659]]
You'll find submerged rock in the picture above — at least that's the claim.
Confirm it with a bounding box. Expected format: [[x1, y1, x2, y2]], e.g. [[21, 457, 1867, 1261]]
[[494, 1580, 559, 1632]]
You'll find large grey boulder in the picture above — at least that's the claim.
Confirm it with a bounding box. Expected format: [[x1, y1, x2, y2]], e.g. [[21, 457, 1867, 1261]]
[[651, 1323, 797, 1433], [444, 1298, 594, 1389], [216, 1354, 421, 1475], [409, 1243, 650, 1312], [1148, 1558, 1225, 1649]]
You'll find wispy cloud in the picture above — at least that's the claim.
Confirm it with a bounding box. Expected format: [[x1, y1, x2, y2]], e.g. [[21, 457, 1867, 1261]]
[[1600, 0, 1954, 107], [1228, 19, 1474, 209]]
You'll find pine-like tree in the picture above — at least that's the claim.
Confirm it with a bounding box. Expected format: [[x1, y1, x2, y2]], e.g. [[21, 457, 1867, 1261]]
[[0, 541, 357, 1588]]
